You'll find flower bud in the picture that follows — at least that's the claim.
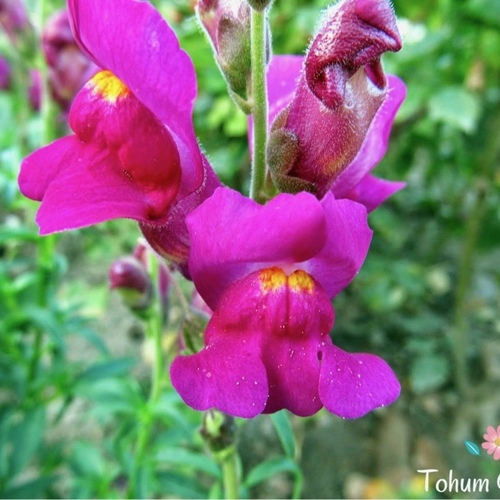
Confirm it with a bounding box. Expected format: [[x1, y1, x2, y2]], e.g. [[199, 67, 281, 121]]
[[200, 410, 237, 454], [0, 0, 30, 42], [268, 0, 402, 197], [196, 0, 252, 112], [109, 256, 153, 314], [42, 9, 98, 110]]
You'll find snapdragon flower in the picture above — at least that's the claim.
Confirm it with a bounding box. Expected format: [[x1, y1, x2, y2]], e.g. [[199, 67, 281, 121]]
[[171, 187, 400, 418], [266, 0, 405, 209], [18, 0, 220, 268]]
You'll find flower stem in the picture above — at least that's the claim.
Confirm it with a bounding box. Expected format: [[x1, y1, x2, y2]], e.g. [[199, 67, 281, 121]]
[[249, 8, 268, 203], [128, 255, 165, 498], [220, 446, 239, 499], [25, 0, 59, 403]]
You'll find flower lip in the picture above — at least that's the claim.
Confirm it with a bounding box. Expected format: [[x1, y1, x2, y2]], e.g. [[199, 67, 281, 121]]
[[171, 266, 400, 418], [305, 0, 402, 110]]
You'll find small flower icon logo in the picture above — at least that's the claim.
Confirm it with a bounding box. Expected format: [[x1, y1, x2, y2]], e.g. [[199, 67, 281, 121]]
[[482, 425, 500, 460]]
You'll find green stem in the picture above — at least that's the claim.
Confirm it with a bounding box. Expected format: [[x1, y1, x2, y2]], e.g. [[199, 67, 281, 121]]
[[27, 234, 56, 389], [451, 108, 500, 399], [249, 8, 268, 203], [220, 447, 239, 500], [452, 181, 485, 398], [128, 256, 164, 498]]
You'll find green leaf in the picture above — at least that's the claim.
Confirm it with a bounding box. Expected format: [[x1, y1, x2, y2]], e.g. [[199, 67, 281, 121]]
[[156, 471, 206, 499], [0, 226, 39, 245], [75, 357, 136, 383], [8, 408, 46, 477], [74, 378, 143, 417], [410, 355, 450, 394], [0, 410, 11, 480], [243, 457, 302, 492], [465, 0, 500, 29], [270, 411, 295, 458], [0, 475, 57, 499], [155, 448, 221, 479], [429, 87, 481, 134], [465, 440, 481, 456], [69, 441, 106, 478]]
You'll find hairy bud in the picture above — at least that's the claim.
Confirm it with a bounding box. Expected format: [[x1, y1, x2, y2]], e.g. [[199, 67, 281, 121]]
[[268, 0, 402, 197]]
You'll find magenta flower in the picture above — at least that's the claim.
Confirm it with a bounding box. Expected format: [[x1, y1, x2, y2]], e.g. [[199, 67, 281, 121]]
[[266, 0, 404, 206], [482, 426, 500, 460], [171, 187, 400, 418], [19, 0, 220, 267], [0, 0, 31, 43]]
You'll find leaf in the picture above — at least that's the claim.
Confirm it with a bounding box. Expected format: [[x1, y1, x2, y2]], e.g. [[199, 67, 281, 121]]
[[270, 411, 295, 458], [74, 378, 143, 417], [0, 475, 57, 499], [8, 408, 46, 477], [75, 357, 136, 383], [465, 0, 500, 29], [429, 87, 481, 134], [156, 471, 206, 499], [69, 441, 106, 478], [465, 440, 481, 456], [243, 456, 302, 490], [410, 355, 450, 394], [155, 448, 221, 479]]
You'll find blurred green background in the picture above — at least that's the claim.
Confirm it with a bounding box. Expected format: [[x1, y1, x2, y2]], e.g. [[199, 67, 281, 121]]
[[1, 0, 499, 498]]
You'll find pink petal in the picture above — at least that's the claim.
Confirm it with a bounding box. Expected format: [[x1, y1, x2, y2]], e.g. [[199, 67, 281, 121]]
[[170, 336, 268, 419], [261, 334, 323, 416], [139, 154, 221, 273], [319, 344, 400, 418], [484, 425, 497, 440], [25, 139, 175, 234], [345, 174, 406, 212], [494, 446, 500, 461], [267, 55, 304, 124], [482, 442, 496, 452], [331, 75, 406, 197], [19, 136, 73, 201], [187, 187, 327, 310], [307, 194, 372, 299], [68, 0, 202, 192]]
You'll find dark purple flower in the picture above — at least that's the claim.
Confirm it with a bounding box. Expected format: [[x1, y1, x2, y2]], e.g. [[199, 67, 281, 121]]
[[171, 187, 400, 418], [266, 0, 403, 203]]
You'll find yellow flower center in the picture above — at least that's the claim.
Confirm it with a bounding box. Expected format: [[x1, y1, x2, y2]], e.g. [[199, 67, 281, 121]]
[[89, 70, 130, 103], [495, 437, 500, 447], [259, 267, 314, 294]]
